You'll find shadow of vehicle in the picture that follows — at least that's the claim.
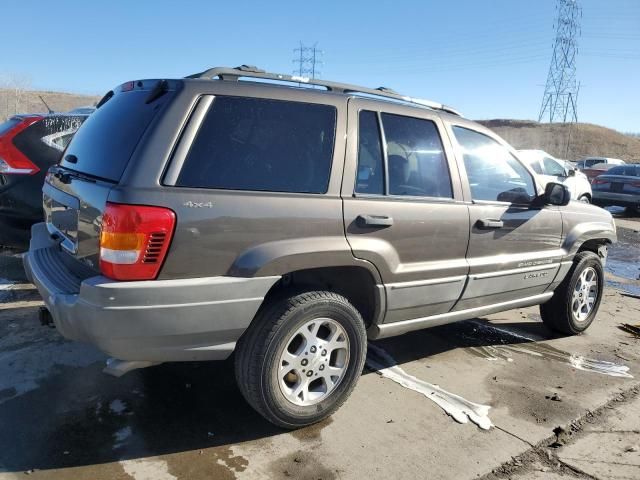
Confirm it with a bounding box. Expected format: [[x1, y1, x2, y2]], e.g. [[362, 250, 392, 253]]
[[0, 315, 560, 474]]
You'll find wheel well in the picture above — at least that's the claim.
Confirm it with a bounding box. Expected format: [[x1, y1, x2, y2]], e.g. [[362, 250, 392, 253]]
[[578, 238, 610, 256], [260, 266, 380, 328], [579, 192, 591, 201]]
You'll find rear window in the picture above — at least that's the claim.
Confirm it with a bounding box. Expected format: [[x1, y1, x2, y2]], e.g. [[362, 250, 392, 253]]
[[608, 166, 639, 176], [175, 96, 336, 193], [60, 88, 172, 181], [0, 118, 21, 136]]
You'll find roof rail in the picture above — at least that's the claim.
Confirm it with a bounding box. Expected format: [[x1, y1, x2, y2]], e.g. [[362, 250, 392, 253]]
[[186, 65, 462, 116]]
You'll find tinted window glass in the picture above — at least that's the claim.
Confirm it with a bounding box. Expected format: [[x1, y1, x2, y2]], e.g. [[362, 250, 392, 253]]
[[543, 157, 565, 176], [381, 113, 452, 198], [607, 166, 625, 175], [356, 111, 384, 195], [177, 97, 336, 194], [61, 89, 173, 181], [453, 126, 535, 203], [585, 159, 600, 167], [0, 118, 21, 136]]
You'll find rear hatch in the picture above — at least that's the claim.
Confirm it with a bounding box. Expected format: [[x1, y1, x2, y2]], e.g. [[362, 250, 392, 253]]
[[43, 80, 178, 273]]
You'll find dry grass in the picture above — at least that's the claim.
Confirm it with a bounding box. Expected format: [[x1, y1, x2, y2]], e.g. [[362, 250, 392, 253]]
[[0, 89, 100, 120], [479, 119, 640, 163]]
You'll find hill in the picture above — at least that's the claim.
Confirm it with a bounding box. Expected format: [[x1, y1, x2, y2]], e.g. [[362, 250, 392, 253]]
[[478, 119, 640, 163], [0, 89, 100, 121]]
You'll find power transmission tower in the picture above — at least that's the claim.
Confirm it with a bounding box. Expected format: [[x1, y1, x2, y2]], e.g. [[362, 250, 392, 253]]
[[538, 0, 582, 123], [293, 42, 323, 79]]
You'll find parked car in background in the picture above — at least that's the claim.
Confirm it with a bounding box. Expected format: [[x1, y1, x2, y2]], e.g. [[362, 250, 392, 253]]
[[575, 157, 626, 170], [518, 149, 592, 203], [581, 163, 617, 183], [592, 164, 640, 212], [24, 66, 616, 428], [0, 112, 90, 249]]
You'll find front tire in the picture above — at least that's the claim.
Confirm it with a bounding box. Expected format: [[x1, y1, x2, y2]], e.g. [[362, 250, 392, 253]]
[[235, 291, 367, 429], [540, 251, 604, 334]]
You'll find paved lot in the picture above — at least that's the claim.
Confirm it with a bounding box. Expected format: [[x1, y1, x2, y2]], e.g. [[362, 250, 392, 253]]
[[0, 215, 638, 480]]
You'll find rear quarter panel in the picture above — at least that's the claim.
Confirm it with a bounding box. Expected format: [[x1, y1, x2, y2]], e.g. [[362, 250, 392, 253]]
[[111, 82, 364, 280]]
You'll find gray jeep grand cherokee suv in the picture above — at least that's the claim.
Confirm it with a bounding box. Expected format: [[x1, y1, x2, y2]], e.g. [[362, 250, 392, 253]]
[[24, 65, 616, 428]]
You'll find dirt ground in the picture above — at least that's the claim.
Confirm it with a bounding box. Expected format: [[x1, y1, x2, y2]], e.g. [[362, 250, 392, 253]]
[[0, 211, 638, 480]]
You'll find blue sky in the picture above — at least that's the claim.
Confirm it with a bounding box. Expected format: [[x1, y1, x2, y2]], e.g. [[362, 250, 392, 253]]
[[1, 0, 638, 131]]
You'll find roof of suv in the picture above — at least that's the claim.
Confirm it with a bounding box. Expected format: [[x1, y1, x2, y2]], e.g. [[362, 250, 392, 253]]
[[185, 65, 463, 117]]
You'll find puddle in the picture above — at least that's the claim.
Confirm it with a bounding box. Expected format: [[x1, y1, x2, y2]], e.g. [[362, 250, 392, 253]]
[[113, 426, 132, 449], [366, 343, 492, 430], [605, 226, 640, 296], [0, 278, 16, 303], [467, 321, 633, 379]]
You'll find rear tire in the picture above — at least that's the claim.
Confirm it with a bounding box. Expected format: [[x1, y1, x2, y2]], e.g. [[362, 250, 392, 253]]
[[578, 195, 590, 204], [540, 251, 604, 335], [235, 290, 367, 429]]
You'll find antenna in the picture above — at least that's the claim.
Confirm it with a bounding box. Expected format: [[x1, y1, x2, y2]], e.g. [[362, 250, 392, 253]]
[[39, 95, 54, 114]]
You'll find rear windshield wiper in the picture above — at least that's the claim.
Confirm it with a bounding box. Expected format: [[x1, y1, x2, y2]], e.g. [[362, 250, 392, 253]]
[[96, 90, 114, 109]]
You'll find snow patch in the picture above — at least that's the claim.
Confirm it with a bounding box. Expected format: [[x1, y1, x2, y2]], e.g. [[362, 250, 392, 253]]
[[120, 457, 177, 480], [366, 344, 493, 430]]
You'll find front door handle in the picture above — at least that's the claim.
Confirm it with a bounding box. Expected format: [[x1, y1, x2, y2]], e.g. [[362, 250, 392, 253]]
[[477, 218, 504, 229], [357, 214, 394, 228]]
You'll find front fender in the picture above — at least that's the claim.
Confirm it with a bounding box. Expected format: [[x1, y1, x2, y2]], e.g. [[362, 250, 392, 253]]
[[562, 220, 617, 258]]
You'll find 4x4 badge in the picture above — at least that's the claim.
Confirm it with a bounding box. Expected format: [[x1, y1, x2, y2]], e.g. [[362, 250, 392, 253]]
[[183, 201, 214, 208]]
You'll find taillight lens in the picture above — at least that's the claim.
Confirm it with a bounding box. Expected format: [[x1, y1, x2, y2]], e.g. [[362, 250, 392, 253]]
[[591, 178, 608, 185], [631, 181, 640, 188], [0, 156, 37, 174], [0, 116, 42, 175], [99, 203, 176, 281]]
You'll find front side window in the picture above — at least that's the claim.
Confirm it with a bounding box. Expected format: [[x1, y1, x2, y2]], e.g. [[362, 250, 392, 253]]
[[452, 126, 535, 204], [543, 157, 566, 176], [176, 96, 336, 193], [381, 113, 453, 198]]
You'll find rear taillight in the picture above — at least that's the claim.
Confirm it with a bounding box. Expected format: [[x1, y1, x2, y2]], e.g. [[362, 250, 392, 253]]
[[591, 178, 608, 185], [631, 181, 640, 188], [0, 116, 43, 175], [99, 202, 176, 281]]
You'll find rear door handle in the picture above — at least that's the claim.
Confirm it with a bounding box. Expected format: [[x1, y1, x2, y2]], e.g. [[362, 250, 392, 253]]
[[477, 218, 504, 229], [357, 214, 394, 228]]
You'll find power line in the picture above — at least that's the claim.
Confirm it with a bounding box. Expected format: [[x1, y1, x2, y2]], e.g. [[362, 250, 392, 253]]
[[539, 0, 582, 123], [293, 42, 323, 79]]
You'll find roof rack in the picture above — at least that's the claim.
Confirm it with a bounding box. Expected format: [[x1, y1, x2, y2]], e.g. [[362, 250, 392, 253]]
[[186, 65, 462, 117]]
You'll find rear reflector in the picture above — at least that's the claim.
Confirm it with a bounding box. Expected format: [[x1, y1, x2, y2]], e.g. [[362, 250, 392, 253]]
[[99, 203, 176, 281]]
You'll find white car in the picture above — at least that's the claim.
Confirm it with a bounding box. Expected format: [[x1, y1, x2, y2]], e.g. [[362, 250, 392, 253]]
[[575, 157, 626, 169], [518, 149, 593, 203]]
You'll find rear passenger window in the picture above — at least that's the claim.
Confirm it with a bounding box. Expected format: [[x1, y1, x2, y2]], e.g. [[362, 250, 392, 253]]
[[381, 113, 452, 198], [176, 97, 336, 193], [356, 111, 384, 195]]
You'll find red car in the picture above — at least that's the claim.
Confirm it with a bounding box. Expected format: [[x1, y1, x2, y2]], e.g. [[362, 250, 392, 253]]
[[0, 113, 89, 249]]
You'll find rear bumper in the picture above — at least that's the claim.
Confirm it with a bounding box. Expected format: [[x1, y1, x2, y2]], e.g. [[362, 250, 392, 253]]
[[592, 191, 640, 208], [24, 223, 280, 362]]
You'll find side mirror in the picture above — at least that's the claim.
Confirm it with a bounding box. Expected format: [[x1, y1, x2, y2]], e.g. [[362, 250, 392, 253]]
[[544, 182, 571, 206], [567, 169, 576, 177]]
